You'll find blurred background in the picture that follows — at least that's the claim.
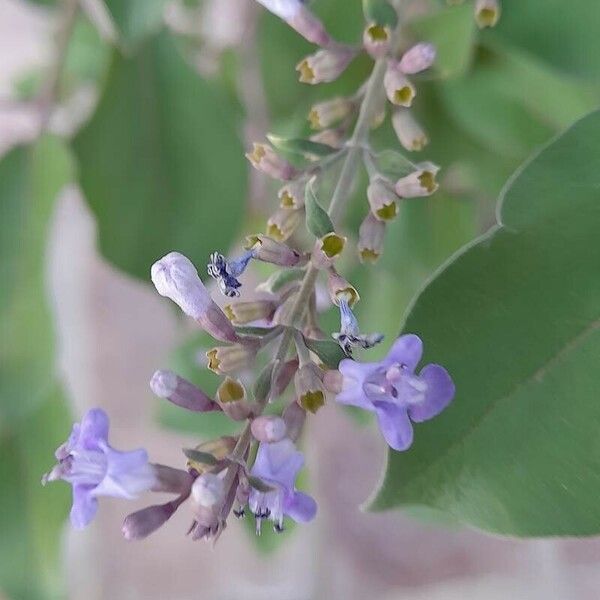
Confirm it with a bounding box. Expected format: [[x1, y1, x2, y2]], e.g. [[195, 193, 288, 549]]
[[1, 0, 600, 598]]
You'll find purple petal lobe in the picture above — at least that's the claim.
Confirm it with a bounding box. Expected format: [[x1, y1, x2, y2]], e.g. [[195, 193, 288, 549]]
[[285, 491, 317, 523], [336, 359, 377, 410], [252, 439, 303, 492], [408, 364, 455, 423], [79, 408, 109, 450], [70, 484, 98, 529], [375, 403, 414, 451], [384, 334, 423, 372]]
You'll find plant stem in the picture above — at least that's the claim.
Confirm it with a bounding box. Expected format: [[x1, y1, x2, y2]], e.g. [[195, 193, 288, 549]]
[[220, 56, 389, 514]]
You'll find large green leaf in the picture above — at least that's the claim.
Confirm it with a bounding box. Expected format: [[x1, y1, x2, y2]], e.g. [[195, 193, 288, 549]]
[[0, 137, 74, 422], [493, 0, 600, 80], [73, 32, 246, 280], [104, 0, 167, 51], [371, 110, 600, 536]]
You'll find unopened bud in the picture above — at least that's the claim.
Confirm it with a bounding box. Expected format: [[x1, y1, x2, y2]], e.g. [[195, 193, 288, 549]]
[[384, 64, 416, 107], [323, 369, 343, 394], [267, 207, 303, 242], [327, 270, 359, 307], [150, 369, 220, 412], [311, 232, 346, 269], [475, 0, 500, 28], [392, 108, 428, 152], [358, 212, 385, 263], [367, 176, 399, 221], [207, 341, 258, 374], [394, 162, 440, 198], [310, 127, 346, 149], [192, 473, 225, 510], [296, 46, 356, 85], [272, 357, 299, 396], [216, 377, 254, 420], [398, 42, 436, 74], [295, 362, 326, 413], [245, 234, 305, 267], [282, 401, 306, 441], [151, 464, 195, 495], [224, 300, 277, 325], [246, 143, 299, 181], [251, 415, 287, 443], [363, 23, 392, 58], [308, 97, 354, 130], [278, 180, 306, 209], [122, 501, 178, 541], [151, 252, 239, 343]]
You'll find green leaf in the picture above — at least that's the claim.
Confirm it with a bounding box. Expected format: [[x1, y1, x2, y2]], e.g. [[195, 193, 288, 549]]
[[371, 110, 600, 536], [410, 3, 476, 78], [183, 448, 218, 465], [0, 137, 75, 422], [73, 32, 246, 280], [304, 180, 334, 238], [493, 0, 600, 80], [362, 0, 398, 28], [104, 0, 167, 51], [267, 134, 336, 158], [304, 337, 345, 369]]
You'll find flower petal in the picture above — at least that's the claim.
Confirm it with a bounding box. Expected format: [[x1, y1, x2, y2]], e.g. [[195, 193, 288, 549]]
[[94, 446, 155, 499], [408, 364, 455, 423], [384, 334, 423, 372], [79, 408, 109, 450], [70, 484, 98, 529], [375, 402, 414, 451], [251, 439, 304, 492], [336, 359, 377, 410], [285, 491, 317, 523]]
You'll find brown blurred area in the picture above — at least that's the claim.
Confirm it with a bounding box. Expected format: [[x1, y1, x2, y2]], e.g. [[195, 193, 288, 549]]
[[2, 0, 600, 598]]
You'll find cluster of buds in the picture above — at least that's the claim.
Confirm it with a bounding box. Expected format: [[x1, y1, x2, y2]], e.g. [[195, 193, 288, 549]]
[[43, 0, 478, 546]]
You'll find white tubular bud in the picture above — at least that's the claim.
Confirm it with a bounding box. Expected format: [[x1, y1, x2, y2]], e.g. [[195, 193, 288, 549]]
[[384, 63, 416, 107], [246, 143, 300, 181], [394, 162, 440, 198], [295, 362, 326, 414], [150, 370, 220, 412], [392, 108, 428, 152], [206, 341, 258, 375], [308, 97, 354, 130], [367, 176, 399, 221], [296, 46, 356, 85], [311, 233, 346, 269], [358, 212, 386, 264], [267, 207, 303, 242], [398, 42, 436, 74]]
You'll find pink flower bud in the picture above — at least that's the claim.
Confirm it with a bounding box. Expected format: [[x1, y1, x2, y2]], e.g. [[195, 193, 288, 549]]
[[363, 23, 392, 58], [398, 42, 436, 74], [310, 127, 346, 149], [272, 358, 299, 396], [278, 180, 307, 209], [323, 369, 343, 394], [367, 176, 399, 221], [245, 234, 306, 267], [308, 97, 354, 130], [251, 415, 287, 443], [282, 401, 306, 441], [327, 269, 359, 307], [384, 63, 416, 107], [192, 473, 225, 508], [151, 252, 238, 343], [295, 362, 326, 413], [358, 212, 386, 263], [122, 501, 178, 541], [394, 162, 440, 198], [392, 108, 428, 152], [296, 46, 356, 85], [224, 300, 277, 325], [216, 377, 255, 421], [150, 369, 220, 412], [151, 464, 195, 495], [207, 340, 259, 374], [311, 233, 346, 269], [267, 207, 303, 242], [246, 143, 300, 181]]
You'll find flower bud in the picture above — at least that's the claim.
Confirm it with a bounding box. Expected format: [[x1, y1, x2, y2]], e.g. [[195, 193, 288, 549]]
[[311, 232, 346, 269], [151, 252, 239, 343], [207, 341, 258, 374], [394, 162, 440, 198], [323, 369, 343, 394], [295, 362, 326, 413], [267, 207, 303, 242], [398, 42, 436, 74], [308, 97, 354, 130], [150, 369, 220, 413], [367, 176, 399, 221], [278, 180, 306, 209], [282, 401, 306, 441], [475, 0, 501, 28], [216, 377, 254, 421], [186, 437, 237, 474], [224, 300, 277, 325], [392, 109, 428, 152], [310, 127, 346, 149], [272, 357, 299, 396], [190, 475, 225, 531], [245, 234, 305, 267], [363, 23, 392, 58], [358, 212, 385, 263], [327, 270, 359, 308], [151, 464, 195, 495], [246, 143, 299, 181], [251, 415, 287, 443], [122, 501, 178, 541], [384, 63, 416, 107], [296, 46, 356, 85]]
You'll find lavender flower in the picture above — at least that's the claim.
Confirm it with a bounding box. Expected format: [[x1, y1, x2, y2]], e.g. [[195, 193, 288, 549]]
[[42, 408, 155, 528], [248, 438, 317, 533], [336, 334, 454, 451], [332, 298, 383, 357]]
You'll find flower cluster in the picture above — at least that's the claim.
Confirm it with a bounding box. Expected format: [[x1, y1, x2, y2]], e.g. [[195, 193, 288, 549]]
[[40, 0, 502, 543]]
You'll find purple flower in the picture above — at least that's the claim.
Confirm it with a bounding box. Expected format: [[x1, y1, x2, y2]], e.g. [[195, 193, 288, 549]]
[[248, 439, 317, 533], [336, 334, 455, 451], [42, 408, 156, 529]]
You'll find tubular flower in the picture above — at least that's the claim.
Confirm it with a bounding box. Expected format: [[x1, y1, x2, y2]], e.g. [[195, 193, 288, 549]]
[[335, 335, 454, 451], [42, 408, 155, 528], [248, 438, 317, 533]]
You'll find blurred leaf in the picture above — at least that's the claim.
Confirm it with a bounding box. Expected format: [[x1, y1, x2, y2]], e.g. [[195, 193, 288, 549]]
[[409, 2, 476, 79], [0, 137, 74, 422], [304, 180, 334, 238], [0, 384, 71, 600], [64, 15, 111, 84], [494, 0, 600, 80], [104, 0, 167, 51], [267, 134, 336, 158], [371, 110, 600, 536], [304, 337, 345, 368], [73, 32, 246, 280], [183, 448, 218, 465]]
